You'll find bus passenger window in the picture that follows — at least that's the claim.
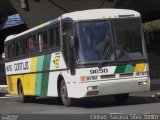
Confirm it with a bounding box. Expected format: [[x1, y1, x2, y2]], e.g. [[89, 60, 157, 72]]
[[5, 44, 9, 59], [9, 44, 12, 59], [15, 41, 20, 57], [19, 40, 23, 55], [21, 39, 26, 55], [5, 46, 8, 59], [28, 36, 33, 54], [11, 42, 15, 58], [43, 31, 48, 51], [38, 33, 43, 52], [25, 38, 28, 54], [54, 26, 60, 48], [49, 27, 54, 49], [33, 35, 39, 53]]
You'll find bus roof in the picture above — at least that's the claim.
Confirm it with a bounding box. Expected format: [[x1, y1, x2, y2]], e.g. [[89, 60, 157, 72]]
[[62, 9, 140, 21], [5, 18, 59, 42], [5, 9, 140, 42]]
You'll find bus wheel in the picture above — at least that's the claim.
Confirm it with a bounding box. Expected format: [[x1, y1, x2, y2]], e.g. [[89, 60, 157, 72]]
[[114, 93, 129, 104], [60, 80, 74, 106], [18, 82, 29, 103]]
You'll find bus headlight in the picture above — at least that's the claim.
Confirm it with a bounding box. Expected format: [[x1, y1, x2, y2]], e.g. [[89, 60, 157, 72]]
[[87, 86, 98, 91], [138, 81, 148, 85]]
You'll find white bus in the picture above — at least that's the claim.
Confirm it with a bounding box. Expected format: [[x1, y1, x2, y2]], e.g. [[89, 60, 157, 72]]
[[4, 9, 150, 106]]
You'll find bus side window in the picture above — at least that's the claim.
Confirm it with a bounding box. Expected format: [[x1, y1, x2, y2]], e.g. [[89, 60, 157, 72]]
[[38, 33, 43, 52], [15, 40, 20, 57], [11, 42, 15, 58], [49, 27, 54, 49], [19, 40, 22, 56], [25, 38, 28, 55], [43, 31, 48, 51], [54, 26, 60, 48], [5, 44, 8, 59], [5, 44, 8, 60], [8, 44, 12, 59], [28, 36, 33, 54], [21, 39, 26, 56], [33, 34, 39, 53]]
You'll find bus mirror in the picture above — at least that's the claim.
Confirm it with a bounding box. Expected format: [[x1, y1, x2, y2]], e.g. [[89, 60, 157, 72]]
[[68, 35, 75, 75], [69, 35, 74, 48], [1, 53, 5, 59]]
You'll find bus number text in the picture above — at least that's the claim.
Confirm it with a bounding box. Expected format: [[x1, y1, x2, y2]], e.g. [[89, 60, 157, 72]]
[[90, 68, 108, 74]]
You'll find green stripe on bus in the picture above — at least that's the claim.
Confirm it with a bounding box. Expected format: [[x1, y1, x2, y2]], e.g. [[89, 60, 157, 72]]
[[42, 54, 52, 71], [41, 73, 50, 96], [37, 55, 44, 71], [35, 55, 44, 95], [124, 64, 135, 73], [35, 73, 42, 95], [115, 64, 136, 74], [40, 54, 52, 96], [115, 65, 126, 74]]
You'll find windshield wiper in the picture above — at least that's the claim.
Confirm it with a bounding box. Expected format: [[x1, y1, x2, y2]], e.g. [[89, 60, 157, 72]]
[[121, 51, 134, 61], [98, 36, 111, 68]]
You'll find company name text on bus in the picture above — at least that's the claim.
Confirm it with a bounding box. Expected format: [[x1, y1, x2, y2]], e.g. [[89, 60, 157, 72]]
[[6, 61, 29, 72]]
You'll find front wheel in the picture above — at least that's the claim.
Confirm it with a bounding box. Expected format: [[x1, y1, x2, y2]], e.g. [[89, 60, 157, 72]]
[[114, 93, 129, 104], [60, 80, 74, 106]]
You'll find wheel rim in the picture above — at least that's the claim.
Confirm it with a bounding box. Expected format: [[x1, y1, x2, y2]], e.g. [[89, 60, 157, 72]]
[[61, 82, 68, 101]]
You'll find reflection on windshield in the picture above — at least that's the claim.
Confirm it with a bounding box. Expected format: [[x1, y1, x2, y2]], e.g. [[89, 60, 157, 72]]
[[76, 21, 114, 64], [112, 19, 145, 61]]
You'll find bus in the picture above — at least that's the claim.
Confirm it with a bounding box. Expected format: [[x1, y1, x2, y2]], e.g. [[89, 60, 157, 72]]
[[4, 9, 150, 106]]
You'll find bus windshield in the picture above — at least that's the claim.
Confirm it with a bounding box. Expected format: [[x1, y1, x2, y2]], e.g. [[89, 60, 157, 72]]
[[112, 19, 146, 61], [75, 18, 146, 64], [75, 21, 114, 64]]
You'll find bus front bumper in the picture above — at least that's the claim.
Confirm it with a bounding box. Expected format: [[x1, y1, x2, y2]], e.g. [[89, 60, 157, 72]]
[[68, 77, 150, 98]]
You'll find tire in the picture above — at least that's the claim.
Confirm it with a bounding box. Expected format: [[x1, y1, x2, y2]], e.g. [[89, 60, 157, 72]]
[[114, 93, 129, 104], [0, 93, 5, 97], [29, 96, 36, 102], [60, 80, 74, 106], [18, 82, 30, 103]]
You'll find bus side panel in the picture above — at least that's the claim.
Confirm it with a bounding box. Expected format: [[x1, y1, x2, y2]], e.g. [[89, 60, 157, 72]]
[[6, 57, 37, 96], [6, 52, 67, 97], [22, 73, 36, 96], [47, 71, 59, 97], [7, 76, 18, 95], [33, 54, 51, 96], [47, 52, 67, 96], [40, 54, 51, 96], [7, 75, 24, 95], [29, 57, 37, 96], [20, 57, 37, 96], [35, 55, 44, 96]]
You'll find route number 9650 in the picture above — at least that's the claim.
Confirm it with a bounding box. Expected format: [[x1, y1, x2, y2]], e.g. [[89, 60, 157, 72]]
[[90, 68, 108, 74]]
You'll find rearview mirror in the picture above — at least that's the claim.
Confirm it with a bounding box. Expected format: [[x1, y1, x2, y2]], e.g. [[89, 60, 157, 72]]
[[69, 35, 74, 48]]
